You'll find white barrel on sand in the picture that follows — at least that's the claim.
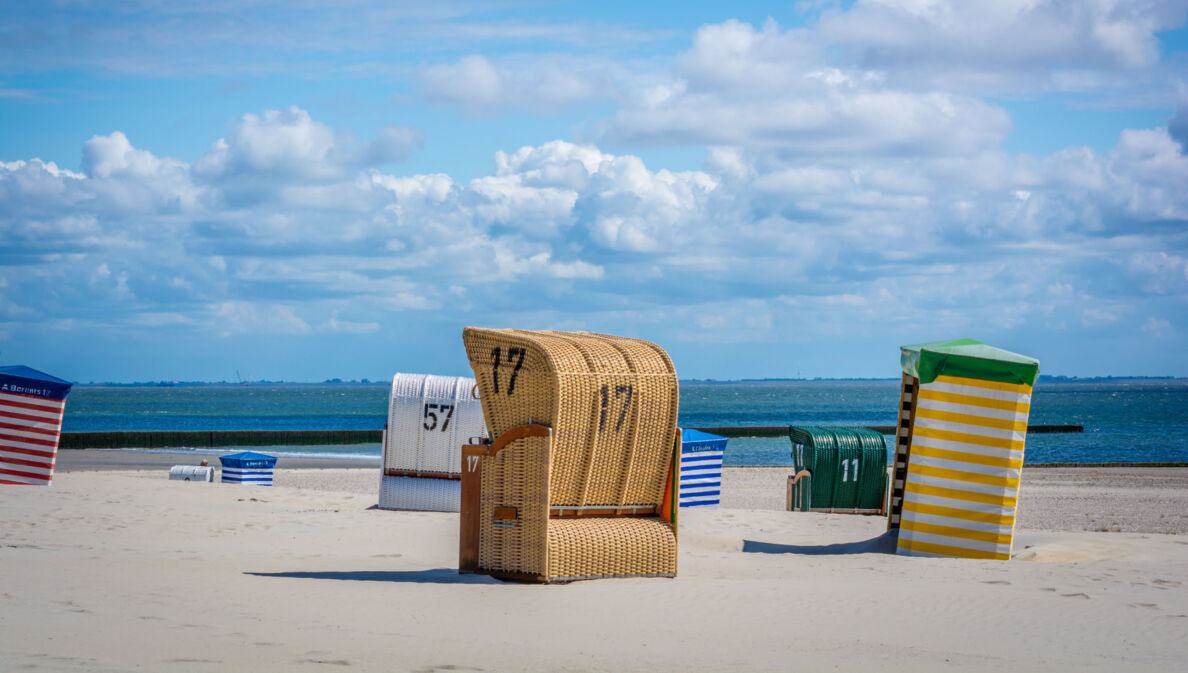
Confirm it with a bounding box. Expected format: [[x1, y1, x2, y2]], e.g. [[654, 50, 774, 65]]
[[169, 465, 215, 482], [378, 373, 488, 512]]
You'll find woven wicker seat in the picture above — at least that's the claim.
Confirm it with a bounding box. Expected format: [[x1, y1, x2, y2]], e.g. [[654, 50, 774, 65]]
[[459, 328, 680, 582]]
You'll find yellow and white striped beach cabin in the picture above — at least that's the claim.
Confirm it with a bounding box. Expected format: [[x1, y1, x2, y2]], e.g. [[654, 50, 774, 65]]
[[888, 339, 1039, 561]]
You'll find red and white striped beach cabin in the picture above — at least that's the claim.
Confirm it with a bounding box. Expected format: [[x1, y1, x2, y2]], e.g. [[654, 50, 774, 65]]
[[0, 365, 73, 486]]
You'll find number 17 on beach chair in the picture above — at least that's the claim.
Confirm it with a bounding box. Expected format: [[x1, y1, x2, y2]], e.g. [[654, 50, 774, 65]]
[[457, 328, 680, 583]]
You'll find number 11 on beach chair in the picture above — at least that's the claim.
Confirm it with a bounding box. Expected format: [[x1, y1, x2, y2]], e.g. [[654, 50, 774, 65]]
[[457, 328, 680, 583], [887, 339, 1040, 560]]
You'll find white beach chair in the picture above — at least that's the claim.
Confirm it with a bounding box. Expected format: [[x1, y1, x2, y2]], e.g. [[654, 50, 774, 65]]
[[378, 373, 487, 512]]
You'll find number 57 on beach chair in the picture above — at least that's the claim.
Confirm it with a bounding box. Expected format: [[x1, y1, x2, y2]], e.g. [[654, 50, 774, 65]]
[[457, 328, 680, 583]]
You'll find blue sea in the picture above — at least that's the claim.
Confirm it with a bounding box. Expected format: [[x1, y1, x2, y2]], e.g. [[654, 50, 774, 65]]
[[60, 380, 1188, 465]]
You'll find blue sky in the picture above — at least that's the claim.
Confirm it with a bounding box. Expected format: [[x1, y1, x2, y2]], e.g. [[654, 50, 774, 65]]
[[2, 0, 1187, 382]]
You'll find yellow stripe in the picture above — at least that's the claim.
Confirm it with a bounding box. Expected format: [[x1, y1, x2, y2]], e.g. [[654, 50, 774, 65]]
[[901, 519, 1013, 545], [902, 500, 1015, 526], [899, 538, 1010, 560], [914, 426, 1025, 452], [915, 407, 1028, 433], [905, 481, 1018, 508], [935, 375, 1032, 395], [910, 443, 1024, 470], [917, 389, 1031, 414], [909, 463, 1019, 488]]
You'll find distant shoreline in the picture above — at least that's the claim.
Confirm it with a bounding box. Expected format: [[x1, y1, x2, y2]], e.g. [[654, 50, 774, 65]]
[[67, 376, 1188, 387], [56, 449, 380, 472], [57, 448, 1188, 471]]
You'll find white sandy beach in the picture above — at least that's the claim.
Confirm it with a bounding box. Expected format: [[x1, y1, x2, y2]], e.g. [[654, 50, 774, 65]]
[[2, 463, 1187, 672]]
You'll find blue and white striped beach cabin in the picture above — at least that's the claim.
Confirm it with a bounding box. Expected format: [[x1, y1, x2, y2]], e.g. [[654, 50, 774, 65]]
[[679, 429, 727, 507], [219, 451, 277, 485]]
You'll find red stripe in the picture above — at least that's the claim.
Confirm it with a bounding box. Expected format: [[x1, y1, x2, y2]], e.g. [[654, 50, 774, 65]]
[[0, 392, 64, 412], [0, 466, 53, 481], [0, 421, 60, 437], [0, 408, 64, 425], [0, 399, 64, 417], [0, 431, 57, 448], [0, 475, 50, 485], [0, 416, 61, 432], [0, 444, 57, 459], [0, 454, 54, 470]]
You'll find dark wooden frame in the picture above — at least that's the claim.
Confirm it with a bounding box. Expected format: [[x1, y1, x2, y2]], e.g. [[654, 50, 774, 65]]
[[886, 373, 919, 530], [458, 423, 552, 574]]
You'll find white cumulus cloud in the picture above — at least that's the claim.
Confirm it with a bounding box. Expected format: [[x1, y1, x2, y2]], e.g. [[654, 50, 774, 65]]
[[418, 54, 607, 115]]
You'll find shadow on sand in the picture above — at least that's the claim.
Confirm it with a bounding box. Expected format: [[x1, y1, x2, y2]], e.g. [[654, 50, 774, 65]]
[[742, 530, 898, 556], [245, 568, 501, 584]]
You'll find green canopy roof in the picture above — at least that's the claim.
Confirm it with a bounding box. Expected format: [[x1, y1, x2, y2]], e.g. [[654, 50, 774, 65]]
[[900, 338, 1040, 387]]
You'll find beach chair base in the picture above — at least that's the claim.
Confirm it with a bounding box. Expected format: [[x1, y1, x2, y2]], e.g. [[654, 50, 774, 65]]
[[788, 471, 888, 515], [459, 423, 678, 583], [378, 474, 461, 512]]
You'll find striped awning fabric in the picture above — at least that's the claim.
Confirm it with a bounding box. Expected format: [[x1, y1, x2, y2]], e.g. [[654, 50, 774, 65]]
[[679, 448, 724, 507], [679, 429, 727, 508], [221, 467, 274, 485], [218, 451, 276, 485], [897, 374, 1030, 560], [0, 390, 67, 485]]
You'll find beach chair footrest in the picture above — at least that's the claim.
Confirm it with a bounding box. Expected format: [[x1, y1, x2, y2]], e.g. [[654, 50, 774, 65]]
[[546, 517, 676, 581]]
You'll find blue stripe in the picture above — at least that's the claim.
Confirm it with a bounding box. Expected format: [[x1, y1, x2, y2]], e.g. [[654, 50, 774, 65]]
[[679, 489, 721, 497], [679, 499, 720, 507]]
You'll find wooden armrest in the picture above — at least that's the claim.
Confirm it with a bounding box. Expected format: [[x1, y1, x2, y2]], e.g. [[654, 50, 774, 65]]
[[463, 423, 551, 458]]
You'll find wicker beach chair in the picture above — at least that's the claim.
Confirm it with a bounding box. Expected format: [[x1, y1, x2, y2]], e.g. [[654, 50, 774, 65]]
[[458, 328, 680, 583]]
